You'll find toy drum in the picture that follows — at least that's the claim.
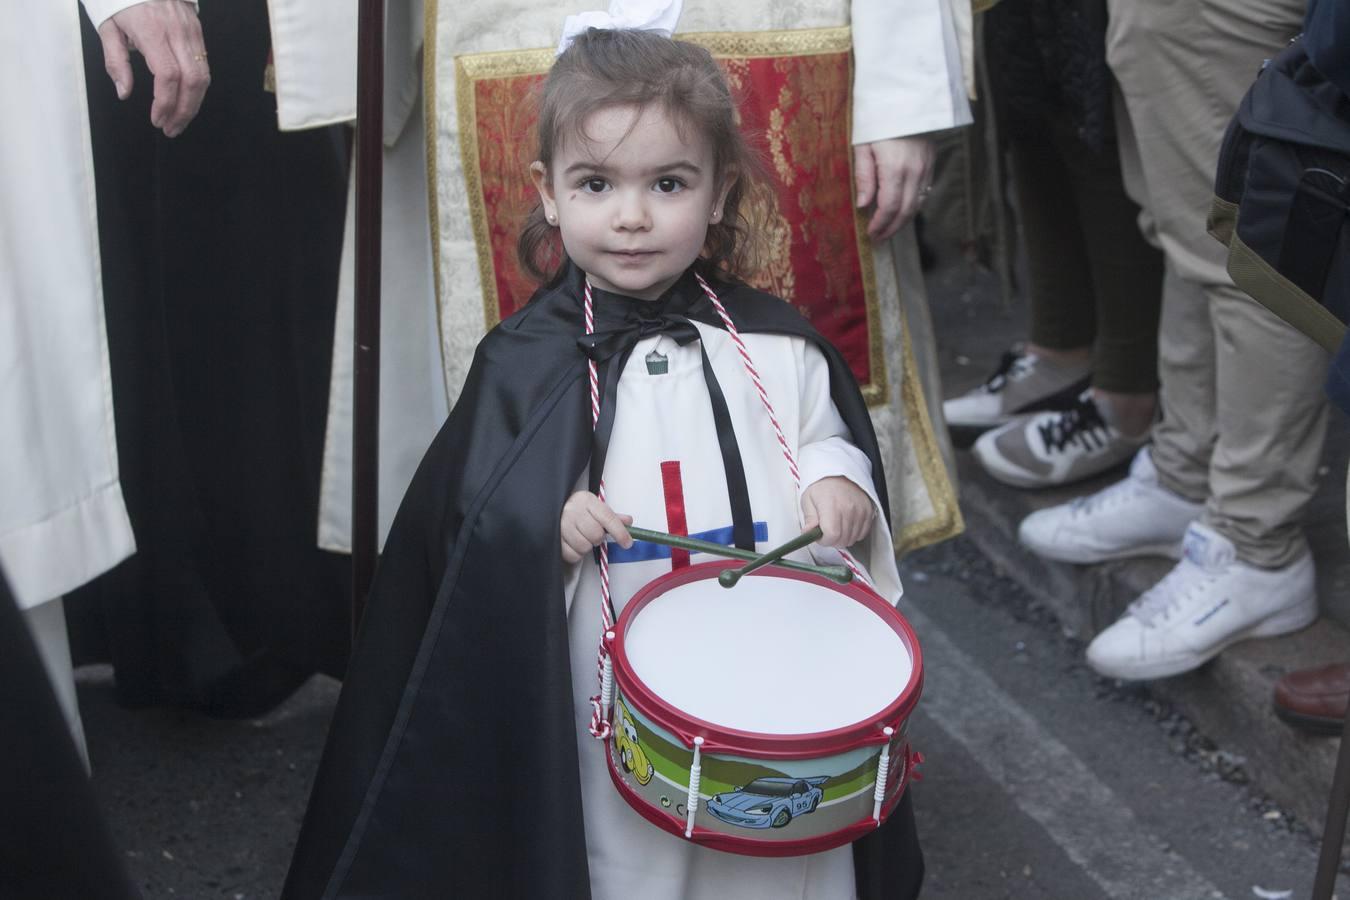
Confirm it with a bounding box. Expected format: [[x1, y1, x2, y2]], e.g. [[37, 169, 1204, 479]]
[[605, 559, 923, 857]]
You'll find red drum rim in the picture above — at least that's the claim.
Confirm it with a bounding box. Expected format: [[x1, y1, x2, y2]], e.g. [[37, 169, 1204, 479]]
[[611, 560, 924, 758]]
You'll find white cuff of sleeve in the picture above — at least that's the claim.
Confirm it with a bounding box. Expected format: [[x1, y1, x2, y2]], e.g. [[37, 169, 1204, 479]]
[[797, 438, 883, 523], [850, 0, 974, 144], [797, 442, 902, 602], [82, 0, 198, 30]]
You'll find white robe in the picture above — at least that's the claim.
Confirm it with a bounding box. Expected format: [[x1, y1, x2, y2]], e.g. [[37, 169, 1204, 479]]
[[564, 323, 902, 899], [1, 0, 155, 762], [0, 0, 139, 611], [264, 0, 972, 554]]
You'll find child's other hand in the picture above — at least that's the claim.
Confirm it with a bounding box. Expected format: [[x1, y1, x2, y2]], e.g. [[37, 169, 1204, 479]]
[[560, 491, 634, 564], [801, 476, 875, 548]]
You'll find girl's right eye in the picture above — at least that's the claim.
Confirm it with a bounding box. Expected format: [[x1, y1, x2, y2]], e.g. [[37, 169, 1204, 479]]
[[580, 177, 610, 193]]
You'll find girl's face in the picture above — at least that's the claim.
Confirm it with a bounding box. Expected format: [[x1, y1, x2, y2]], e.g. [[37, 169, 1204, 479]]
[[532, 103, 735, 301]]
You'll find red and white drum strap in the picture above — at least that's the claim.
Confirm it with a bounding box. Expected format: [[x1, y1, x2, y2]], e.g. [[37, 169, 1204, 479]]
[[692, 274, 870, 587], [584, 280, 616, 741]]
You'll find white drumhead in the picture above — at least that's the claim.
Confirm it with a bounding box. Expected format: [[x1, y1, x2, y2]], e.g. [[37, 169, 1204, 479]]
[[623, 574, 913, 735]]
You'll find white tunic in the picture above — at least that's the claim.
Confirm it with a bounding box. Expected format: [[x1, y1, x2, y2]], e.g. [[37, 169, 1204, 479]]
[[0, 0, 140, 610], [564, 321, 902, 899]]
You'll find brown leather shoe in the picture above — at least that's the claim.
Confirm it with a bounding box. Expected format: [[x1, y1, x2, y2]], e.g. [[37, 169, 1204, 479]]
[[1274, 662, 1350, 735]]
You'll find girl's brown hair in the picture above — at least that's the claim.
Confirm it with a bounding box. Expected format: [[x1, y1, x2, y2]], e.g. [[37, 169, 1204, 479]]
[[517, 27, 768, 284]]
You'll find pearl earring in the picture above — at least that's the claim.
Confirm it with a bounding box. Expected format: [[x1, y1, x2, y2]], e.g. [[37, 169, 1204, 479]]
[[546, 213, 556, 224]]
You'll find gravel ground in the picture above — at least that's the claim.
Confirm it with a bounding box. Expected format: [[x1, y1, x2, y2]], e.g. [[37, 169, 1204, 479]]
[[83, 669, 338, 898]]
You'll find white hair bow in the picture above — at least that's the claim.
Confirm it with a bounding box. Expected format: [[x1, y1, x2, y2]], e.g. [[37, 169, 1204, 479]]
[[556, 0, 684, 56]]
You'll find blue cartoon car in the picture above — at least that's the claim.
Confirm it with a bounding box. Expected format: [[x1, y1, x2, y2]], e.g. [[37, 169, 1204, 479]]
[[706, 777, 827, 829]]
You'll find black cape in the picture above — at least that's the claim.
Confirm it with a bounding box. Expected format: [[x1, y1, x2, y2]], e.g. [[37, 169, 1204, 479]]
[[0, 568, 139, 900], [283, 263, 923, 899]]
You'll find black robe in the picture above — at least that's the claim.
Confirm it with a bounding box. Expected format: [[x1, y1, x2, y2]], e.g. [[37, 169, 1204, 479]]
[[68, 1, 351, 717], [283, 263, 923, 899]]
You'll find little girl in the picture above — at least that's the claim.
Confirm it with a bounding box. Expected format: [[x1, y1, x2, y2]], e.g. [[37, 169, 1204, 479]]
[[284, 25, 919, 900]]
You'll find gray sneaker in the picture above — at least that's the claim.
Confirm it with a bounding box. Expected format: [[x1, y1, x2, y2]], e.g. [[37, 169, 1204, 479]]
[[943, 347, 1091, 446], [972, 390, 1147, 489]]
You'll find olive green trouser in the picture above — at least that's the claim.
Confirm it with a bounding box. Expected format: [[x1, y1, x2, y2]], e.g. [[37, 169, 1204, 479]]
[[1010, 104, 1164, 394]]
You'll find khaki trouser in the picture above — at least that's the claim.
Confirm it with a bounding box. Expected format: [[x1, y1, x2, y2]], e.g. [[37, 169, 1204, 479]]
[[1107, 0, 1329, 568]]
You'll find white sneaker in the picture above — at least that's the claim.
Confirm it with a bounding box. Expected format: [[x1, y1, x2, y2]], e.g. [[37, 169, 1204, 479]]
[[943, 347, 1090, 441], [973, 390, 1146, 489], [1086, 522, 1318, 680], [1017, 448, 1203, 564]]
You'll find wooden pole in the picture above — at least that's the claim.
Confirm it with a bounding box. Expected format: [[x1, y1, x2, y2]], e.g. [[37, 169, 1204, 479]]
[[1312, 702, 1350, 899], [351, 0, 385, 640]]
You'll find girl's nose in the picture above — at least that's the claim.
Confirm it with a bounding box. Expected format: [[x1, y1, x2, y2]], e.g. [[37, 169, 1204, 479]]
[[612, 189, 651, 231]]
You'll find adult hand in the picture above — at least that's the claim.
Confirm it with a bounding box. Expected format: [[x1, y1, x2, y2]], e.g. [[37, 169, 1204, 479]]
[[853, 136, 934, 241], [97, 0, 210, 138], [801, 476, 875, 548]]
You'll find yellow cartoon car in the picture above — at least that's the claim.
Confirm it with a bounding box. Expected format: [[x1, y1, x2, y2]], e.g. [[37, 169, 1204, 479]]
[[614, 700, 655, 786]]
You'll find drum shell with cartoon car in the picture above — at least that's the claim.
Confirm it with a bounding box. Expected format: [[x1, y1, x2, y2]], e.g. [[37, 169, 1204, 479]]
[[605, 560, 923, 857]]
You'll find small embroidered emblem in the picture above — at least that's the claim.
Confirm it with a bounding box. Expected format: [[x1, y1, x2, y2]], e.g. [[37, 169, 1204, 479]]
[[645, 350, 669, 375]]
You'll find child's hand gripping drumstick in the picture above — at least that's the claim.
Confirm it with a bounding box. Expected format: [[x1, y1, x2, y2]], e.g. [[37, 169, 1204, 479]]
[[560, 491, 633, 564], [800, 476, 876, 548]]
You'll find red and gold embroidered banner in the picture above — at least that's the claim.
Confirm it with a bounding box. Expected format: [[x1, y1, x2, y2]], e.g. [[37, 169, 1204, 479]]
[[456, 28, 885, 403]]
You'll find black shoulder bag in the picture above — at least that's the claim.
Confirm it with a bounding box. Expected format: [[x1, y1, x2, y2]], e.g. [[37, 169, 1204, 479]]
[[1210, 37, 1350, 352]]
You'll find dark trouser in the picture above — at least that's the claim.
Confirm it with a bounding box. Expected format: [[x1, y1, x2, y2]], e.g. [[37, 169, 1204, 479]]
[[70, 0, 352, 713], [1009, 108, 1165, 394]]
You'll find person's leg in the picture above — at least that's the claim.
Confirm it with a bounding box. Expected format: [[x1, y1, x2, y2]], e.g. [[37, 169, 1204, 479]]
[[1010, 117, 1098, 360], [1105, 0, 1321, 515], [1197, 0, 1327, 567], [1106, 62, 1216, 504], [1082, 0, 1320, 680], [1148, 262, 1218, 504], [1013, 21, 1213, 564], [1108, 0, 1321, 565], [1207, 288, 1329, 566], [968, 104, 1161, 487], [942, 110, 1094, 439], [1053, 99, 1164, 439]]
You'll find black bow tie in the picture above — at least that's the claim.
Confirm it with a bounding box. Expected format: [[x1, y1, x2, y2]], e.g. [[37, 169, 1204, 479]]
[[576, 312, 703, 363]]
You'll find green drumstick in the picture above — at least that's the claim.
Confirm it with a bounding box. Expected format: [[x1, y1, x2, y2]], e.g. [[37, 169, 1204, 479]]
[[717, 525, 826, 589], [624, 525, 851, 585]]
